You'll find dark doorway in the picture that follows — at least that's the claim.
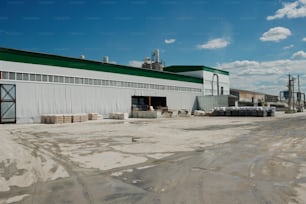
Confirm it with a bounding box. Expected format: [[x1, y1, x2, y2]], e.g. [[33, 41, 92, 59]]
[[0, 84, 16, 124], [131, 96, 167, 111]]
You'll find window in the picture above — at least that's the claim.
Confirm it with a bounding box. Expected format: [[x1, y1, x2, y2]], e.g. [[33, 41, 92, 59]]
[[42, 75, 48, 82], [48, 75, 53, 82], [59, 76, 64, 83], [84, 78, 89, 84], [75, 77, 82, 84], [65, 77, 69, 83], [54, 76, 60, 82], [35, 74, 41, 81], [116, 81, 122, 87], [16, 73, 22, 80], [93, 79, 98, 85], [69, 77, 74, 84], [0, 71, 201, 93], [2, 72, 8, 79], [30, 74, 36, 81], [22, 73, 29, 80], [9, 72, 15, 80]]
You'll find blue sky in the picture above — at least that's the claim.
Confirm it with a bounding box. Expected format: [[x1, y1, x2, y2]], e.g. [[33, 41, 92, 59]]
[[1, 0, 306, 94]]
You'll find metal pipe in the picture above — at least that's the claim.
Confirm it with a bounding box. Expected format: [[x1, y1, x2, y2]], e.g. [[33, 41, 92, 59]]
[[211, 73, 219, 96]]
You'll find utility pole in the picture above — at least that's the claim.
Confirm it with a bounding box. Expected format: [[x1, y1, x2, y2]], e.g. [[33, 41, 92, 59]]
[[287, 74, 292, 112], [286, 74, 296, 113], [297, 75, 304, 112], [293, 76, 295, 111]]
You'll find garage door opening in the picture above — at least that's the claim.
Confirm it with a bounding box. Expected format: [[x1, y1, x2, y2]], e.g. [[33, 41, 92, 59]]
[[131, 96, 167, 111], [0, 84, 16, 124]]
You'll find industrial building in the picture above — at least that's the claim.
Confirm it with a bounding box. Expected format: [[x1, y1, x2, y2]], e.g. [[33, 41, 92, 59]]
[[230, 88, 279, 106], [0, 47, 229, 123]]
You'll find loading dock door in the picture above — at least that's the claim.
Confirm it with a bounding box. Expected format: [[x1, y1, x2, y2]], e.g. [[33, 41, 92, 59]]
[[131, 96, 167, 111], [0, 84, 16, 123]]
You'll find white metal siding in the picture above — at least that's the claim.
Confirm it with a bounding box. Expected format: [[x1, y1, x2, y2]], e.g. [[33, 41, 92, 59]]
[[1, 61, 202, 123]]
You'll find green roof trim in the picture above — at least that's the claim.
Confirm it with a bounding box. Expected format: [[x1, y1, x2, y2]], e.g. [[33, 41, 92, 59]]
[[0, 47, 203, 84], [164, 65, 229, 76]]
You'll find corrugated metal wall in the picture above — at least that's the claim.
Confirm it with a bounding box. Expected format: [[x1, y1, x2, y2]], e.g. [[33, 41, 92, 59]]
[[0, 61, 202, 123], [197, 95, 229, 112]]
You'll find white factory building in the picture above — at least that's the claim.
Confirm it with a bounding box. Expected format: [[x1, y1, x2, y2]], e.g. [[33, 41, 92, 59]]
[[0, 47, 229, 123]]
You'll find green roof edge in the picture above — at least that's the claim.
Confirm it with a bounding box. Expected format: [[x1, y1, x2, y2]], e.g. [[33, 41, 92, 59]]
[[164, 65, 229, 76], [0, 47, 203, 84]]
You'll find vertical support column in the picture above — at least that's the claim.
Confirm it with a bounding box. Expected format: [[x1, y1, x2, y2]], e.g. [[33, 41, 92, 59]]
[[148, 96, 151, 110]]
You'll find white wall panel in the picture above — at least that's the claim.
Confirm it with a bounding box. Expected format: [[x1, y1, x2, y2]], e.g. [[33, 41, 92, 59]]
[[12, 81, 199, 123], [1, 60, 203, 123]]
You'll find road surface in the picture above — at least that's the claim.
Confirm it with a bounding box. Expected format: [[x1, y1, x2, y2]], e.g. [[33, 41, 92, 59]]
[[1, 113, 306, 203]]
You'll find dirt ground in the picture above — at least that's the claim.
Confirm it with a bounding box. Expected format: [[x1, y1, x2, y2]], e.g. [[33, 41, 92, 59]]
[[1, 112, 306, 204]]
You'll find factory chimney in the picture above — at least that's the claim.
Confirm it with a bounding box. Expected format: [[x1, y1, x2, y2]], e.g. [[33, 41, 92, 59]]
[[142, 49, 164, 71]]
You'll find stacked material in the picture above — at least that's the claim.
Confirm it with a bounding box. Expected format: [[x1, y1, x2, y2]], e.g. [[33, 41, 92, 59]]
[[80, 114, 88, 122], [88, 113, 98, 120], [72, 114, 81, 123], [109, 112, 129, 120], [132, 111, 161, 118], [41, 115, 64, 124], [41, 113, 93, 124], [193, 110, 206, 116], [212, 107, 276, 117], [63, 115, 72, 123], [41, 115, 47, 124], [178, 109, 190, 117]]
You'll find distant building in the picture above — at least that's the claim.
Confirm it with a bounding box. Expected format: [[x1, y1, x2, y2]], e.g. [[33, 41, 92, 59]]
[[230, 88, 278, 106], [265, 94, 279, 103]]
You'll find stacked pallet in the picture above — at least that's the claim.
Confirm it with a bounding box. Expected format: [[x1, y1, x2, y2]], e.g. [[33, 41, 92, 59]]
[[63, 115, 72, 123], [72, 114, 81, 123], [41, 115, 64, 124], [51, 115, 64, 124], [88, 113, 98, 120], [41, 113, 99, 124], [80, 114, 88, 122], [109, 112, 129, 120]]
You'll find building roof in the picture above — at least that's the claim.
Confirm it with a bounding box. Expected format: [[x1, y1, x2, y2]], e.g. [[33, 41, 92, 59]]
[[230, 88, 278, 97], [0, 47, 203, 84], [164, 65, 229, 76]]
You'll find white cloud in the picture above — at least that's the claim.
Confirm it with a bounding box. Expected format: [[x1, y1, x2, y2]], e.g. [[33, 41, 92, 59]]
[[128, 60, 143, 68], [260, 27, 292, 42], [164, 39, 176, 44], [197, 38, 230, 50], [302, 37, 306, 41], [267, 0, 306, 20], [283, 44, 294, 50], [217, 59, 306, 95], [292, 50, 306, 59]]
